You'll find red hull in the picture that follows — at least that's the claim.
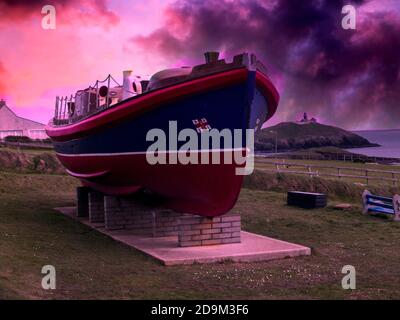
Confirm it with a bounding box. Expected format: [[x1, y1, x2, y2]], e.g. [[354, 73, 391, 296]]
[[58, 151, 247, 217]]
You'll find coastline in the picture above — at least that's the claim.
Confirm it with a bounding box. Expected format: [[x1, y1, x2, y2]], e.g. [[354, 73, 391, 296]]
[[349, 129, 400, 159]]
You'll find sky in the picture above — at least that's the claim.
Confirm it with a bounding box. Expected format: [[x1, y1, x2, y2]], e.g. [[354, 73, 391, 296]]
[[0, 0, 399, 130]]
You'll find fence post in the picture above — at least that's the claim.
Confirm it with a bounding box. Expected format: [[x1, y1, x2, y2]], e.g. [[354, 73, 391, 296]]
[[57, 96, 63, 121], [393, 173, 396, 187], [95, 80, 99, 109], [393, 194, 400, 222], [63, 96, 68, 120], [106, 75, 111, 108], [362, 190, 371, 215], [365, 170, 369, 185]]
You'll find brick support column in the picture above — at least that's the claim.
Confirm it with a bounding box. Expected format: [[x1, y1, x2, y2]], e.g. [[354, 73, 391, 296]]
[[76, 186, 90, 217], [99, 195, 241, 246], [153, 210, 182, 237], [178, 213, 241, 247], [104, 196, 153, 233], [104, 196, 181, 236], [88, 191, 105, 224]]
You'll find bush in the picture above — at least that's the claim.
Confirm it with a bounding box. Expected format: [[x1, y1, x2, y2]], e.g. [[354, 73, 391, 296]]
[[353, 158, 367, 164], [4, 135, 32, 143], [33, 138, 52, 144], [0, 149, 64, 174], [41, 138, 52, 144]]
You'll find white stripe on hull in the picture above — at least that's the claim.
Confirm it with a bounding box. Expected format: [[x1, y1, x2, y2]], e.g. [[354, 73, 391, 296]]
[[56, 148, 248, 157]]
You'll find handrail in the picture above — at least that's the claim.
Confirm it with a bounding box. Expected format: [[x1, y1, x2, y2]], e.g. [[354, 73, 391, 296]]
[[53, 74, 133, 125], [256, 168, 399, 184]]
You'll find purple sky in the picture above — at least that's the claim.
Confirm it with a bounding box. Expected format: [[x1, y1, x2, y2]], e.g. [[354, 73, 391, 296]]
[[0, 0, 399, 130]]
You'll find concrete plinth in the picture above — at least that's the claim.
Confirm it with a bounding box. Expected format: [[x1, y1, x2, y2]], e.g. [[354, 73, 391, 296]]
[[88, 191, 104, 224], [56, 207, 311, 266], [125, 231, 311, 266]]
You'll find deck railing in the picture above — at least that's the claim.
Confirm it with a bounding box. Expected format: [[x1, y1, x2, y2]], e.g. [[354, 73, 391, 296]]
[[53, 74, 122, 125]]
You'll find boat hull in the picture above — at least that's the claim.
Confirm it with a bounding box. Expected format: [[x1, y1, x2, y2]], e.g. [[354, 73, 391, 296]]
[[58, 150, 246, 216], [47, 68, 279, 217]]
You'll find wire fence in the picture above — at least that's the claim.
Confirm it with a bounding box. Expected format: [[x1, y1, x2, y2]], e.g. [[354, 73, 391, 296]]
[[255, 159, 400, 186], [256, 152, 400, 165]]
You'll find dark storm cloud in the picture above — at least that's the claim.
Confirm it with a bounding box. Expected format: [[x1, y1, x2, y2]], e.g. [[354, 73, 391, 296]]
[[133, 0, 400, 129]]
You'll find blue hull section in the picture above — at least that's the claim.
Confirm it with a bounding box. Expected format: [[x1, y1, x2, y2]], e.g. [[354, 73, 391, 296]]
[[53, 71, 264, 155]]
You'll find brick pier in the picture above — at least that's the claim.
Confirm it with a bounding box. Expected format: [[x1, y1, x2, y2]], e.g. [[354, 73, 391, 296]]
[[80, 188, 242, 247], [178, 214, 241, 247], [88, 191, 105, 224], [104, 196, 181, 237], [76, 186, 90, 217]]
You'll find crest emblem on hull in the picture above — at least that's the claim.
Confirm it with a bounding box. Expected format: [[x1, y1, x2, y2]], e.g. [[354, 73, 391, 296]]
[[192, 118, 211, 133]]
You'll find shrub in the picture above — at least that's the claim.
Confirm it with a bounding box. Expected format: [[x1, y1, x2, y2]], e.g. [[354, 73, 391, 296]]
[[4, 135, 32, 143]]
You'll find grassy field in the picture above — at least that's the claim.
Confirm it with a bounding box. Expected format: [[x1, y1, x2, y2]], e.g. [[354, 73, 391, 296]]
[[1, 165, 400, 299]]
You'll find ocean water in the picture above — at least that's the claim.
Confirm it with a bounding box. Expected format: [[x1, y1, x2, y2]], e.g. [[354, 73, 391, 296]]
[[350, 129, 400, 159]]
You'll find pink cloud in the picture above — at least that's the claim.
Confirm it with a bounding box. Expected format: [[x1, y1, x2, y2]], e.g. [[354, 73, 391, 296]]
[[0, 0, 119, 27], [0, 62, 7, 94], [0, 0, 174, 123]]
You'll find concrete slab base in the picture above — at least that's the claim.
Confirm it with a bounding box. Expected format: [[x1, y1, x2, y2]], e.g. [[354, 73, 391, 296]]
[[55, 207, 311, 266]]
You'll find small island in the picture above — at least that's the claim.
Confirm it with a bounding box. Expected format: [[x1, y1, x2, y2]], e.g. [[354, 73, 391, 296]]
[[255, 114, 379, 152]]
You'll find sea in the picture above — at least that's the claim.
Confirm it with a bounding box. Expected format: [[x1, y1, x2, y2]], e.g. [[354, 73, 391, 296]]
[[349, 129, 400, 159]]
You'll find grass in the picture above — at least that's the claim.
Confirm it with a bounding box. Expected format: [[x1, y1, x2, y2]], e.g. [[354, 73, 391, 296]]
[[245, 169, 400, 204], [1, 168, 400, 300], [0, 147, 62, 174], [0, 146, 54, 155]]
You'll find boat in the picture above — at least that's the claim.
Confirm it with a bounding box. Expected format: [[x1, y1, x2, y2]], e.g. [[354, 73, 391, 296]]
[[46, 52, 279, 217]]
